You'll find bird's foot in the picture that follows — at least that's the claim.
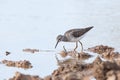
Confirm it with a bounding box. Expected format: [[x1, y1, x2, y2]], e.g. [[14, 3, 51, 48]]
[[73, 50, 78, 54], [80, 49, 84, 54], [80, 51, 83, 53]]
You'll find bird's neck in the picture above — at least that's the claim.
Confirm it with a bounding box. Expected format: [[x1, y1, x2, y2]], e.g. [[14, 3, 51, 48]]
[[61, 36, 68, 42]]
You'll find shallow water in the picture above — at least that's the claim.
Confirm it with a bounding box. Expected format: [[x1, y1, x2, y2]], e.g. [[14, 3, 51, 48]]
[[0, 0, 120, 79]]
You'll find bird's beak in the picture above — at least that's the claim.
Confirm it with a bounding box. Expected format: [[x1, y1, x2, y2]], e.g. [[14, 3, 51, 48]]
[[55, 39, 60, 48]]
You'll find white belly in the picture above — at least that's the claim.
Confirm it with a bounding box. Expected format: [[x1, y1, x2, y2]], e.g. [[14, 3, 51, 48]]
[[69, 34, 85, 42]]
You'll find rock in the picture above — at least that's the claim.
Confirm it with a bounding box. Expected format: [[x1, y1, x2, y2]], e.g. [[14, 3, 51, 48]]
[[88, 45, 114, 54], [9, 72, 43, 80], [2, 60, 33, 69], [23, 48, 39, 53], [59, 51, 67, 58]]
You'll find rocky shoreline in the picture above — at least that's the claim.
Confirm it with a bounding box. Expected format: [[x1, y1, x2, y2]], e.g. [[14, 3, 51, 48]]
[[2, 45, 120, 80]]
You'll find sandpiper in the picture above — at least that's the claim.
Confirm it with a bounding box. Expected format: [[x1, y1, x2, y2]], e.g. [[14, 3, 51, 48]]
[[55, 26, 93, 52]]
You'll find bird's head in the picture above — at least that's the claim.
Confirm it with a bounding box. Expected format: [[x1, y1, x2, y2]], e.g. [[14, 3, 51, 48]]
[[55, 35, 64, 48]]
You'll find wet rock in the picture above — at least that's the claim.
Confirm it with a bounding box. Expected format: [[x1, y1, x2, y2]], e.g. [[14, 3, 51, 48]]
[[9, 72, 43, 80], [52, 76, 62, 80], [88, 45, 114, 54], [63, 72, 81, 80], [88, 45, 120, 61], [67, 51, 78, 58], [101, 51, 120, 60], [93, 57, 120, 80], [44, 75, 52, 80], [106, 70, 116, 80], [77, 52, 92, 60], [93, 56, 102, 64], [5, 51, 11, 56], [2, 60, 33, 69], [52, 57, 94, 80], [59, 51, 67, 58], [23, 48, 39, 53], [58, 50, 92, 60]]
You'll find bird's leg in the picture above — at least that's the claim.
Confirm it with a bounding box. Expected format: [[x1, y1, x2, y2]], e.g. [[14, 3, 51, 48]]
[[79, 41, 83, 52], [74, 42, 78, 51], [55, 54, 60, 65], [63, 46, 67, 52]]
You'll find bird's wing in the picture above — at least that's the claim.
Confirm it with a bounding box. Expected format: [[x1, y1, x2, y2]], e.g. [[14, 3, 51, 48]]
[[64, 27, 93, 38], [71, 29, 86, 38]]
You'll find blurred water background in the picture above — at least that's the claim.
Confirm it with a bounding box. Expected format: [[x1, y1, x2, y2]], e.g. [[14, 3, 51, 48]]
[[0, 0, 120, 79]]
